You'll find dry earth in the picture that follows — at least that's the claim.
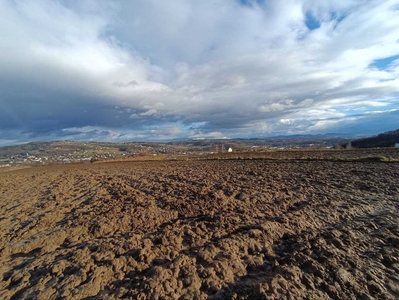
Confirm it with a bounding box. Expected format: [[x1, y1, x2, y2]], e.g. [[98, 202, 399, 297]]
[[0, 152, 399, 299]]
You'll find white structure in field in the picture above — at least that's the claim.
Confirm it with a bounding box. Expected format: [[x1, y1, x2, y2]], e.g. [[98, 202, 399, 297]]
[[395, 143, 399, 148], [228, 147, 233, 153]]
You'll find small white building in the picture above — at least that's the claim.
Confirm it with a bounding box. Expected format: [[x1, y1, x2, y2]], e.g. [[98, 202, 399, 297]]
[[228, 147, 233, 153], [395, 143, 399, 148]]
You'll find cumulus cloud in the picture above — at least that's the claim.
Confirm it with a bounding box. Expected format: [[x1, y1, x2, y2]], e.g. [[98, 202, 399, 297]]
[[0, 0, 398, 144]]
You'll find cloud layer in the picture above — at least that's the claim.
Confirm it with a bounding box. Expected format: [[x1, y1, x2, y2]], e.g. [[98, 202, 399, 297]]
[[1, 0, 399, 145]]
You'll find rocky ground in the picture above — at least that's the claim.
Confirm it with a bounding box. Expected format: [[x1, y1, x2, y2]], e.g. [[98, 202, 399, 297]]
[[0, 151, 398, 299]]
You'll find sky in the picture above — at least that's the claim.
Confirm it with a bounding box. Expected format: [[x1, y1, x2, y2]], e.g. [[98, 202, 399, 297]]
[[1, 0, 399, 146]]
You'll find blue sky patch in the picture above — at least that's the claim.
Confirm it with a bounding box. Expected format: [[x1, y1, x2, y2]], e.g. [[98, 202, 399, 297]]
[[305, 12, 320, 30], [370, 54, 399, 70]]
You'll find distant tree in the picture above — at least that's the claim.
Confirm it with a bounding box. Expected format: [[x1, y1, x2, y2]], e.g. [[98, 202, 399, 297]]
[[346, 129, 399, 148]]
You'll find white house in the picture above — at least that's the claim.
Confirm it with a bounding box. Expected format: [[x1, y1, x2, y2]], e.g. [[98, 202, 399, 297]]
[[395, 143, 399, 148], [228, 147, 233, 153]]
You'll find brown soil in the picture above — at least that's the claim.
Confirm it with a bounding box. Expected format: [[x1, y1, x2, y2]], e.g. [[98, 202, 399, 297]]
[[1, 153, 399, 299]]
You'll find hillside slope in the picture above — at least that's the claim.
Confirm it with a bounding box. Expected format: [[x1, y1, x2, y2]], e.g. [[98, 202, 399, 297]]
[[344, 129, 399, 148]]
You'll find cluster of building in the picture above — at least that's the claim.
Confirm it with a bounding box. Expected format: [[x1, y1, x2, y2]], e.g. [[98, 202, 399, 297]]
[[0, 146, 187, 168], [0, 153, 93, 167]]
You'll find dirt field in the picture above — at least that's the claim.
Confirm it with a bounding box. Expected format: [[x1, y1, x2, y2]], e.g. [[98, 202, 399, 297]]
[[1, 151, 399, 299]]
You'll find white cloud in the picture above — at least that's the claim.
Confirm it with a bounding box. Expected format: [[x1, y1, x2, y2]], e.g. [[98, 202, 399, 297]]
[[140, 109, 158, 116]]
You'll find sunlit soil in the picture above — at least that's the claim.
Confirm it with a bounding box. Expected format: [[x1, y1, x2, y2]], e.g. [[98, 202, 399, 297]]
[[1, 150, 398, 299]]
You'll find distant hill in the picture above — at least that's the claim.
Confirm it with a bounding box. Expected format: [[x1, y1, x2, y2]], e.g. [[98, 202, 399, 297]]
[[343, 129, 399, 148], [170, 134, 352, 149], [0, 134, 353, 160]]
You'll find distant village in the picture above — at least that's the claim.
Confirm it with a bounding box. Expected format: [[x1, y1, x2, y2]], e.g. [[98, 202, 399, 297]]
[[0, 141, 233, 167], [0, 143, 188, 167], [0, 135, 365, 168]]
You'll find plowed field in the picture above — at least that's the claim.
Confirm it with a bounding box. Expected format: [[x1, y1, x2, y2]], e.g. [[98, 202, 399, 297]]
[[1, 154, 399, 299]]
